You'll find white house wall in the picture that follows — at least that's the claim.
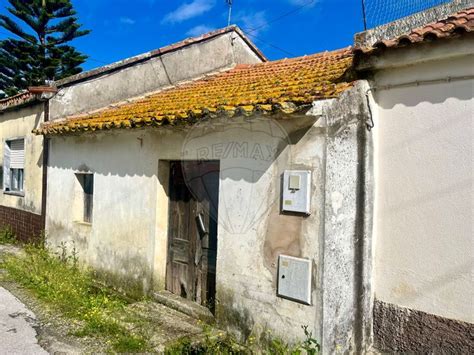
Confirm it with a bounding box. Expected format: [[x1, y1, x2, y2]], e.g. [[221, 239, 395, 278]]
[[373, 53, 474, 325], [46, 115, 324, 339]]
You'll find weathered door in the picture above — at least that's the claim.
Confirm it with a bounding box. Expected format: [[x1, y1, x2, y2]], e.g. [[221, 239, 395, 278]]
[[166, 161, 219, 311]]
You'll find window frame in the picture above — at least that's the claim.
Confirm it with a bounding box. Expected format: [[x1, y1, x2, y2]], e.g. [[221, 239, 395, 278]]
[[75, 172, 94, 224], [3, 137, 25, 197]]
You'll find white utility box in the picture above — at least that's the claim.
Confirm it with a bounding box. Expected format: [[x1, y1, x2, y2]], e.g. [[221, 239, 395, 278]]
[[281, 170, 311, 214], [277, 255, 312, 305]]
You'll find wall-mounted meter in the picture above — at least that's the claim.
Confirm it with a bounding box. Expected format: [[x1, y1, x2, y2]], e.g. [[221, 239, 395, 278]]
[[277, 255, 312, 305], [282, 170, 311, 214]]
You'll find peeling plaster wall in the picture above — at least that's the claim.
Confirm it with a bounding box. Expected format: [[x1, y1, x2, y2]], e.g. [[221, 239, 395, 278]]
[[372, 51, 474, 324], [49, 33, 262, 120], [46, 114, 324, 341], [0, 104, 44, 214], [317, 81, 374, 354]]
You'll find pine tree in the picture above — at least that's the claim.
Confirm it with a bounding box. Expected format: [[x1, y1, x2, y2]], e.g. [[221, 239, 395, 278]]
[[0, 0, 90, 98]]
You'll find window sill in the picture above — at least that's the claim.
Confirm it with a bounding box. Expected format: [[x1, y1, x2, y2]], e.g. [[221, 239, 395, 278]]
[[3, 191, 25, 197], [74, 221, 92, 227]]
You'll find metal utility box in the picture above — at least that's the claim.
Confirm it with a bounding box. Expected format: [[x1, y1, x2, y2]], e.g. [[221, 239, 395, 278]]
[[277, 255, 312, 305], [281, 170, 311, 214]]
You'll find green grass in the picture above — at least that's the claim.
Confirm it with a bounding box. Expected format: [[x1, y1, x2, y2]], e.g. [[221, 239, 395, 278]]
[[165, 324, 320, 355], [0, 241, 150, 353], [0, 225, 16, 244]]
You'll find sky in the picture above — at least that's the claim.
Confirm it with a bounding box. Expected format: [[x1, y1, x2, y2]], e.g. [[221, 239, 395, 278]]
[[0, 0, 367, 71]]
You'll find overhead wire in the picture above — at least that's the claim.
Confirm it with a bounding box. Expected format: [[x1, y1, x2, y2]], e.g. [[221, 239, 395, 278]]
[[237, 0, 316, 57], [242, 30, 296, 57], [243, 0, 316, 35]]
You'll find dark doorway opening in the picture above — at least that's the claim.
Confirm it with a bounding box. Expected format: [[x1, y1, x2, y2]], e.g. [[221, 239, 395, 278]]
[[166, 160, 219, 312]]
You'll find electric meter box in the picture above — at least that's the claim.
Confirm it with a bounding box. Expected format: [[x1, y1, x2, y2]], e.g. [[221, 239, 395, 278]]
[[277, 255, 312, 305], [281, 170, 311, 214]]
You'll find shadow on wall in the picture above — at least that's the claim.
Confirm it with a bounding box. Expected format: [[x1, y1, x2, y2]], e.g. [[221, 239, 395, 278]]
[[45, 115, 317, 183], [0, 104, 44, 127], [376, 79, 473, 109]]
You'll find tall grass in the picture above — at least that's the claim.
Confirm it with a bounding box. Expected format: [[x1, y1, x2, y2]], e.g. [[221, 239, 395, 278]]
[[0, 241, 149, 352]]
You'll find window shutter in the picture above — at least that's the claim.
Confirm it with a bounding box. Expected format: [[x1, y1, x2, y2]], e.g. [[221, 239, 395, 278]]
[[10, 139, 24, 169], [3, 142, 11, 190]]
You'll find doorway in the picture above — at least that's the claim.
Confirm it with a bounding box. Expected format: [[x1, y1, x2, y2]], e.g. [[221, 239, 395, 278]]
[[166, 160, 219, 312]]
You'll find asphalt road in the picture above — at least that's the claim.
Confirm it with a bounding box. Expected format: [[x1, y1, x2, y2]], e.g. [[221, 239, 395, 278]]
[[0, 286, 47, 354]]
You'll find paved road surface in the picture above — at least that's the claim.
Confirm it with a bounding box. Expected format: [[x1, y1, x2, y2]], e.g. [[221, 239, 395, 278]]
[[0, 286, 47, 354]]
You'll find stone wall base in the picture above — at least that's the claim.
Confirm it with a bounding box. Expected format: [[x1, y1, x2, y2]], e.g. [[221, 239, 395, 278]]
[[374, 299, 474, 353]]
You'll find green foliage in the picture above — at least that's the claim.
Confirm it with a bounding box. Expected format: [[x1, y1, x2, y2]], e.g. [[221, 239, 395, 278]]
[[165, 324, 321, 354], [0, 0, 90, 97], [300, 325, 320, 355], [0, 225, 16, 244], [0, 242, 149, 352]]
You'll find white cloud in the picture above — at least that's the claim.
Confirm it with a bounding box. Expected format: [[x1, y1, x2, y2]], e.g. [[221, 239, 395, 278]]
[[163, 0, 216, 24], [235, 11, 268, 35], [186, 24, 215, 37], [120, 17, 136, 25]]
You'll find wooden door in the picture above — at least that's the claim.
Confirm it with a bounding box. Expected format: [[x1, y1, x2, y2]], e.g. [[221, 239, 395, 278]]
[[166, 161, 219, 311]]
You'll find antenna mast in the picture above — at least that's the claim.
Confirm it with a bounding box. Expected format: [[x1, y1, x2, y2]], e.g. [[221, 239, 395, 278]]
[[227, 0, 233, 26]]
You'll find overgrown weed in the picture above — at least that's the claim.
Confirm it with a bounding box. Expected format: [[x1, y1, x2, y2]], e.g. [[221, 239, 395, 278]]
[[165, 324, 320, 354], [0, 225, 16, 244], [0, 239, 149, 352]]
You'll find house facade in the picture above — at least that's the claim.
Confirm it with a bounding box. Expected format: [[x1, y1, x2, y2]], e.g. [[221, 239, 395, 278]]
[[1, 3, 472, 353], [0, 91, 48, 241], [36, 47, 376, 351], [355, 4, 474, 352]]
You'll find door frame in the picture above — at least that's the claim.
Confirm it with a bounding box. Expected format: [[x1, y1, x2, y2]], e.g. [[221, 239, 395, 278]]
[[165, 160, 220, 310]]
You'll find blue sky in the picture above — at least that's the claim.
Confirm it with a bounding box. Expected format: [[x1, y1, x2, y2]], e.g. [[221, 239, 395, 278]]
[[0, 0, 366, 71]]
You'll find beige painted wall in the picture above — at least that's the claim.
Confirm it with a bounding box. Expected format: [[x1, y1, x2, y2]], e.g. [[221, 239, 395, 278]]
[[0, 104, 44, 214], [373, 54, 474, 323]]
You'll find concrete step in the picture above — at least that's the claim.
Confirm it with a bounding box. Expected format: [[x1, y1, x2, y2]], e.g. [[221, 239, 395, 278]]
[[152, 290, 215, 324]]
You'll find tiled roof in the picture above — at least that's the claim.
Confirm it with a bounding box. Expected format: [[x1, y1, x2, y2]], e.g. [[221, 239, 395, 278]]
[[356, 6, 474, 53], [35, 47, 354, 136], [0, 86, 57, 112], [0, 92, 36, 112]]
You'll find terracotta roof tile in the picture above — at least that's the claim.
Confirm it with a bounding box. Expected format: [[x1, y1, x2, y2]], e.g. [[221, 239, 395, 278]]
[[0, 92, 36, 112], [1, 86, 58, 112], [356, 6, 474, 53], [35, 47, 354, 136]]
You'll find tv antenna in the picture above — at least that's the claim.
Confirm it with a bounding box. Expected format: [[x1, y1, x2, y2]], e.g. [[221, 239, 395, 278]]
[[226, 0, 233, 26]]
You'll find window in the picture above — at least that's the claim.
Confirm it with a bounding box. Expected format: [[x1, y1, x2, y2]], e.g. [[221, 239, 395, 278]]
[[76, 173, 94, 223], [3, 139, 25, 194]]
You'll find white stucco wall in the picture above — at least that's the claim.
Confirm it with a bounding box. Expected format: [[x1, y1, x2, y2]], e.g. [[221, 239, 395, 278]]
[[0, 104, 44, 214], [373, 54, 474, 323], [45, 114, 326, 341]]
